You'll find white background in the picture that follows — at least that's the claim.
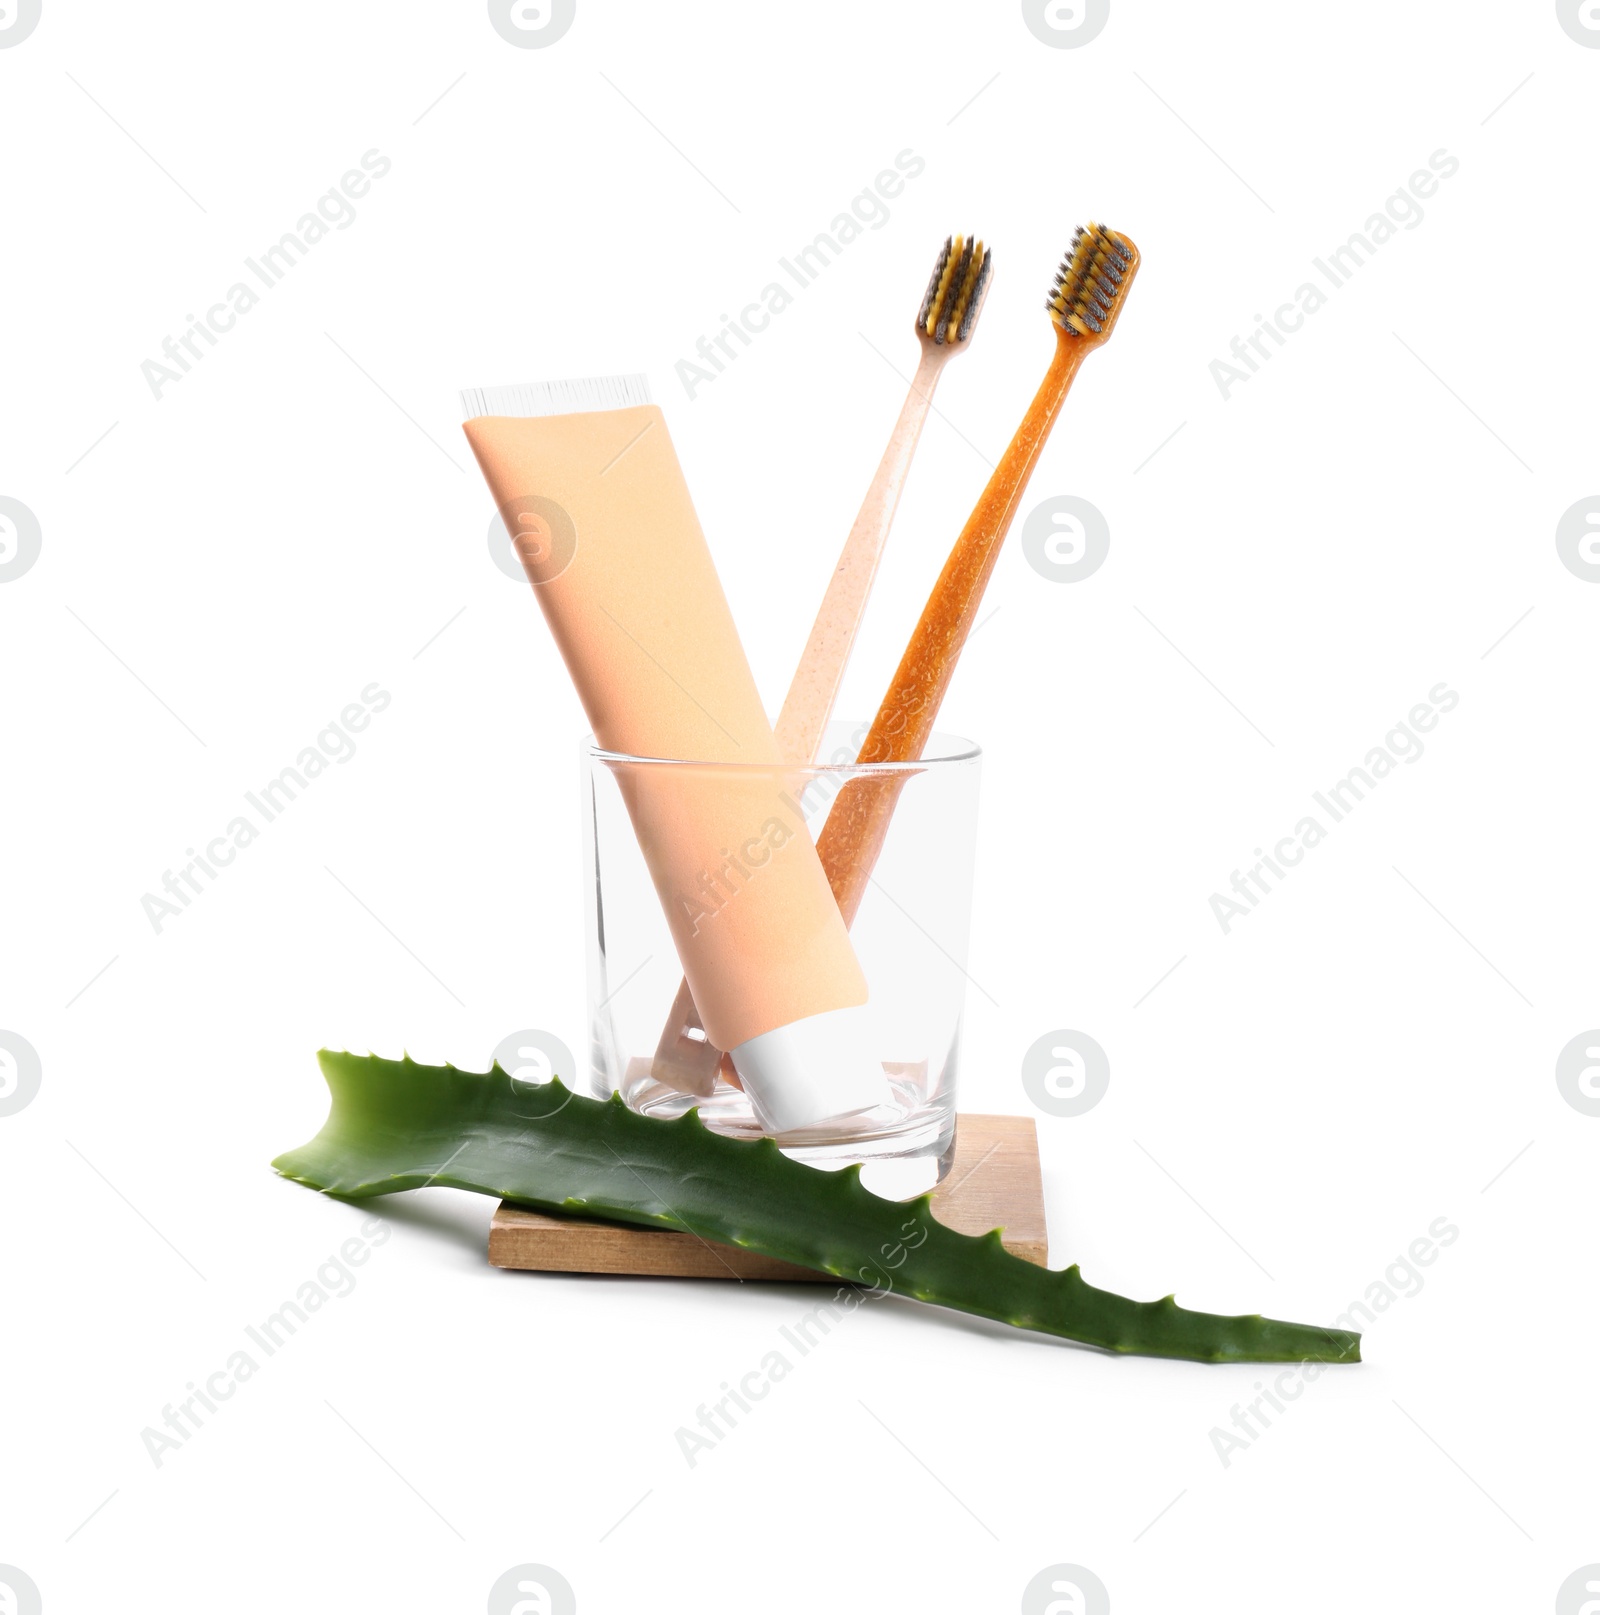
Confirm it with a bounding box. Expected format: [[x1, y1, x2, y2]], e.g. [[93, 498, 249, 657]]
[[2, 2, 1597, 1611]]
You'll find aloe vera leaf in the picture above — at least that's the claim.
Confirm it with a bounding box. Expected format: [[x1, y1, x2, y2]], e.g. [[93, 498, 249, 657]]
[[273, 1052, 1360, 1366]]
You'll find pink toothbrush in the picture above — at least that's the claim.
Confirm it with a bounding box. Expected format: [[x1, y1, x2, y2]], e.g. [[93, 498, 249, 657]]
[[651, 235, 994, 1097]]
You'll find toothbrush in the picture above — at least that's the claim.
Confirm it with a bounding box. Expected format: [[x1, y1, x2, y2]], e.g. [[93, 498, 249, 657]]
[[816, 223, 1140, 926], [775, 234, 992, 763], [651, 235, 994, 1099]]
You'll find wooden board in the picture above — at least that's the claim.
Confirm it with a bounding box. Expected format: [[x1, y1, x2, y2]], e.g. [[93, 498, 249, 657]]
[[488, 1113, 1046, 1280]]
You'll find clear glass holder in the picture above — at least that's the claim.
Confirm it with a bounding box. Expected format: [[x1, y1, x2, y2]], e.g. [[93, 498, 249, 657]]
[[582, 722, 981, 1189]]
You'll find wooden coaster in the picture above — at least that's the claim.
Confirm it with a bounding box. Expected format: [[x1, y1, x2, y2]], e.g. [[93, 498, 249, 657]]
[[487, 1113, 1046, 1281]]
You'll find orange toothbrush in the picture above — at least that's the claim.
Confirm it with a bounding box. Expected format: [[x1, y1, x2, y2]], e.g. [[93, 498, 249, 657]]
[[817, 223, 1141, 922]]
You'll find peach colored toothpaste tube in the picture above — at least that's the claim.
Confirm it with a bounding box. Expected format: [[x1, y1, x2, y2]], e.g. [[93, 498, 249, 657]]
[[460, 375, 886, 1134]]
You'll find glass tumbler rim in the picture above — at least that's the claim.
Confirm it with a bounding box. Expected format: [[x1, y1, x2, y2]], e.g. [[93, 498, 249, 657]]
[[582, 727, 981, 776]]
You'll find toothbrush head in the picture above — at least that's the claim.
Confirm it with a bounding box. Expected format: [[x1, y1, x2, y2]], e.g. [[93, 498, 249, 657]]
[[1048, 223, 1139, 343], [917, 235, 993, 347]]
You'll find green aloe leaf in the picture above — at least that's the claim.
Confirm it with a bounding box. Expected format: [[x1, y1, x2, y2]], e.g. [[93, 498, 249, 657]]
[[273, 1052, 1360, 1366]]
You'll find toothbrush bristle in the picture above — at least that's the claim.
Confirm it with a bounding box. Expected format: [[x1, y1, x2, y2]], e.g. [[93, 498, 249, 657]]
[[917, 235, 992, 346], [1048, 223, 1137, 339]]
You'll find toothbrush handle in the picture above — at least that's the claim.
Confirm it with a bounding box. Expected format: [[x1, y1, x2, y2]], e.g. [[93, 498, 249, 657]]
[[648, 343, 951, 1096], [774, 343, 949, 766], [819, 330, 1087, 926]]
